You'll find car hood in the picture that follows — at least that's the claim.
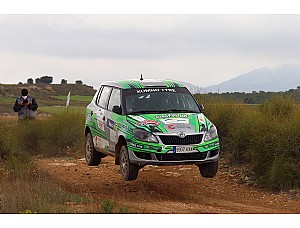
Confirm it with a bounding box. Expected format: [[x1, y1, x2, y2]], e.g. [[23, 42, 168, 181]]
[[126, 113, 210, 133]]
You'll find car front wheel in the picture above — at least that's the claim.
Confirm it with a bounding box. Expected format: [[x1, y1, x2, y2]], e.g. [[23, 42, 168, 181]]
[[119, 145, 139, 181], [198, 161, 218, 178]]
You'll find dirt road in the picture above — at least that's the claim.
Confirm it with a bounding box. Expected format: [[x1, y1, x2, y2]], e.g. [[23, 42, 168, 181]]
[[36, 156, 300, 214]]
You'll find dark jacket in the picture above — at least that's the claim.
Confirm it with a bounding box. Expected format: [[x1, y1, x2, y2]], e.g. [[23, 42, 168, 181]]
[[13, 96, 38, 120]]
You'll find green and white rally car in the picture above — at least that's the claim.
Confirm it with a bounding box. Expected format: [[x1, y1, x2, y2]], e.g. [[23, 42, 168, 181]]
[[84, 79, 220, 181]]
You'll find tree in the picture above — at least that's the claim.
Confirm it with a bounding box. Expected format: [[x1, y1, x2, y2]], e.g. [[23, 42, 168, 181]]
[[35, 78, 42, 84], [27, 78, 33, 84], [75, 80, 83, 85], [61, 79, 67, 84], [35, 76, 53, 84]]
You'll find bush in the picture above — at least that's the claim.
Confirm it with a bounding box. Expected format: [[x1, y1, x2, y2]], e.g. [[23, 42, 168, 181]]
[[101, 199, 116, 213], [40, 111, 85, 155], [260, 95, 296, 119], [197, 96, 300, 191], [203, 101, 247, 151], [0, 110, 85, 158]]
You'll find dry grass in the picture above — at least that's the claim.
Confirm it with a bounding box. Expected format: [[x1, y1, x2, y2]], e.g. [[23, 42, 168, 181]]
[[0, 111, 130, 213], [197, 95, 300, 191]]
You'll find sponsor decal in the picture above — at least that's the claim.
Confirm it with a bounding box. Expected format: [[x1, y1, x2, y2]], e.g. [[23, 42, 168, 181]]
[[129, 115, 146, 122], [136, 88, 176, 94], [97, 121, 104, 131], [114, 123, 118, 131], [168, 124, 175, 130], [155, 114, 188, 119], [129, 142, 144, 149], [167, 124, 191, 130], [107, 118, 118, 131], [137, 120, 160, 126], [136, 144, 143, 149], [94, 136, 109, 150], [161, 118, 189, 124], [86, 113, 92, 122], [197, 114, 205, 123], [110, 129, 117, 143], [121, 125, 128, 131], [145, 145, 160, 150]]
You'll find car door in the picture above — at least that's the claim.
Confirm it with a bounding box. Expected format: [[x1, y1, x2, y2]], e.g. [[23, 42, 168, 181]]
[[106, 88, 121, 152], [94, 86, 112, 152]]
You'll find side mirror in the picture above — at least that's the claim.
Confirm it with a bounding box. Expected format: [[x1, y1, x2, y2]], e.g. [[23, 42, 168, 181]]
[[198, 104, 204, 113], [112, 105, 122, 115]]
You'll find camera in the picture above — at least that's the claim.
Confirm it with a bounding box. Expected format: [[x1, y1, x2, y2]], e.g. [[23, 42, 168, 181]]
[[23, 99, 28, 104]]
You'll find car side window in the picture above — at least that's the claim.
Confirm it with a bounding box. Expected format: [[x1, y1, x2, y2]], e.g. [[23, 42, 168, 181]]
[[98, 86, 112, 109], [107, 88, 121, 111]]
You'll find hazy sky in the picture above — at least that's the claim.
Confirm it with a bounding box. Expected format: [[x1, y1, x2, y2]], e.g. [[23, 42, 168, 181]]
[[1, 14, 300, 88]]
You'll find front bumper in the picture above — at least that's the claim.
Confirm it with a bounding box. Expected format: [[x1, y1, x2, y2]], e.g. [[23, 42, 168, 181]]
[[127, 133, 220, 166], [128, 148, 220, 166]]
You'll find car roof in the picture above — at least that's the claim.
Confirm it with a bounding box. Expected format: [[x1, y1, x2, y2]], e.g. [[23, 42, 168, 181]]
[[101, 79, 185, 90]]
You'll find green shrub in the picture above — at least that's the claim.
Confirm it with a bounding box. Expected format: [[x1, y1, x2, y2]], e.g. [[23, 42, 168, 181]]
[[40, 111, 85, 155], [265, 154, 299, 191], [1, 110, 85, 157], [119, 206, 129, 213], [101, 199, 116, 213], [197, 96, 300, 191], [227, 109, 258, 165], [203, 101, 247, 152]]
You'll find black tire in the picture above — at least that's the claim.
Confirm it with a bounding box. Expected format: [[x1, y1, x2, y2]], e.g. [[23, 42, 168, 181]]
[[119, 145, 139, 181], [85, 133, 102, 166], [198, 161, 218, 178]]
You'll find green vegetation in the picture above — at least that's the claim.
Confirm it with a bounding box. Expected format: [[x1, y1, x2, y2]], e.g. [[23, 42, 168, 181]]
[[52, 95, 93, 102], [1, 82, 300, 211], [0, 110, 130, 213], [0, 111, 85, 157], [39, 106, 85, 115], [0, 97, 16, 103], [101, 198, 116, 213], [199, 95, 300, 191]]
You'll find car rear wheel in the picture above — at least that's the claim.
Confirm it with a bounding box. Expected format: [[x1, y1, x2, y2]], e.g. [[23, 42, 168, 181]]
[[198, 161, 218, 178], [119, 145, 139, 181], [85, 133, 102, 166]]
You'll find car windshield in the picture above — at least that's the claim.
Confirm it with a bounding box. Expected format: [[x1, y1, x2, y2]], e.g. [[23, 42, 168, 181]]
[[123, 87, 200, 114]]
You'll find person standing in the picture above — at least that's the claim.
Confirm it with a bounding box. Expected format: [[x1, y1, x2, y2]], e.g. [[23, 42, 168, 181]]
[[13, 88, 38, 121]]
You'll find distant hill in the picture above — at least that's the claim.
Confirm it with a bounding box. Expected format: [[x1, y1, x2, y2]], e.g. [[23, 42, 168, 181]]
[[0, 83, 96, 98], [205, 65, 300, 93]]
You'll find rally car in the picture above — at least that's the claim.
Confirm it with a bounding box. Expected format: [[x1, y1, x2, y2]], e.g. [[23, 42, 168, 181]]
[[84, 79, 220, 181]]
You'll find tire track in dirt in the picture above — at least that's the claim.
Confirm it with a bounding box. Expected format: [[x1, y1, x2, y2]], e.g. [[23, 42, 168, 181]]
[[36, 157, 300, 214]]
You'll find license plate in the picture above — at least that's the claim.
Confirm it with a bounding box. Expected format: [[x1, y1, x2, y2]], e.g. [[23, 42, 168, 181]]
[[173, 146, 196, 153]]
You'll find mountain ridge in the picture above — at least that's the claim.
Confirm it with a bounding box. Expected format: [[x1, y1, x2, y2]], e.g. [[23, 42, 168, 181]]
[[204, 65, 300, 93]]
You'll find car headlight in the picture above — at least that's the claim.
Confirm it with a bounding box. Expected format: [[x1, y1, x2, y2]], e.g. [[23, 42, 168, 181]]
[[204, 125, 218, 142], [133, 128, 158, 143]]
